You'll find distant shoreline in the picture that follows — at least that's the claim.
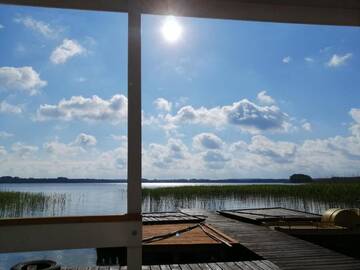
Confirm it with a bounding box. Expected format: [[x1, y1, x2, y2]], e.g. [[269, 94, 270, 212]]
[[0, 176, 289, 184], [1, 176, 360, 184]]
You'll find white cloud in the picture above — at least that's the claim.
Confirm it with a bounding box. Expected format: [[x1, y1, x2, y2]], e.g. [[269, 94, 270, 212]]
[[350, 108, 360, 137], [72, 133, 97, 147], [0, 146, 7, 156], [11, 142, 38, 157], [163, 98, 292, 134], [0, 131, 13, 139], [193, 133, 224, 150], [37, 94, 127, 123], [257, 91, 275, 105], [14, 16, 57, 38], [154, 98, 172, 112], [305, 57, 314, 62], [302, 122, 312, 131], [50, 39, 85, 64], [44, 140, 84, 157], [282, 56, 292, 64], [327, 53, 352, 67], [146, 138, 189, 169], [248, 135, 297, 163], [0, 66, 47, 95], [0, 101, 22, 114], [202, 150, 229, 169], [111, 135, 127, 142], [0, 24, 4, 29]]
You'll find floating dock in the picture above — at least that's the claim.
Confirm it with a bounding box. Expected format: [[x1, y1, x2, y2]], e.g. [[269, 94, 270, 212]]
[[62, 209, 360, 269]]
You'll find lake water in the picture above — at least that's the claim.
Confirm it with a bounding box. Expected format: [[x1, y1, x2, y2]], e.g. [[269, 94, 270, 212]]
[[0, 182, 353, 268]]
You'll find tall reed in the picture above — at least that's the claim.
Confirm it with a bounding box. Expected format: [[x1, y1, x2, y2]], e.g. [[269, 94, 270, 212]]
[[0, 191, 66, 217], [142, 182, 360, 205]]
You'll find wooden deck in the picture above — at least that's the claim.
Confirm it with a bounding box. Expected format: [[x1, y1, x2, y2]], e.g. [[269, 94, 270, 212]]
[[220, 207, 321, 225], [143, 212, 205, 225], [62, 260, 280, 270], [182, 209, 360, 270], [143, 223, 237, 245]]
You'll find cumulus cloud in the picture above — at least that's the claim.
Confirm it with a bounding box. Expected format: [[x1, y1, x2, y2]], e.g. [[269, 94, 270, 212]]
[[14, 15, 58, 38], [350, 108, 360, 137], [0, 66, 47, 95], [50, 39, 85, 64], [248, 135, 297, 163], [12, 142, 38, 157], [154, 98, 172, 112], [146, 138, 188, 169], [257, 91, 275, 105], [111, 135, 127, 142], [36, 94, 127, 123], [72, 133, 97, 147], [165, 99, 292, 134], [224, 100, 292, 133], [0, 146, 7, 156], [282, 56, 292, 64], [0, 101, 22, 114], [327, 53, 352, 67], [0, 131, 13, 139], [305, 57, 314, 62], [302, 121, 312, 131], [43, 141, 84, 157], [193, 133, 224, 150], [202, 150, 229, 169]]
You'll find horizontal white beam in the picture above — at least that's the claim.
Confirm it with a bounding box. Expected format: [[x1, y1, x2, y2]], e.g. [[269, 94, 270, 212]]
[[0, 0, 360, 26], [0, 216, 141, 253]]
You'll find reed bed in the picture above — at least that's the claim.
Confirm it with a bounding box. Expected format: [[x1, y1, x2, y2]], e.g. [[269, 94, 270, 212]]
[[0, 191, 66, 217], [142, 182, 360, 205]]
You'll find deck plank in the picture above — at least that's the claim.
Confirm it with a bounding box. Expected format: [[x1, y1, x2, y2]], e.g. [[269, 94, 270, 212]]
[[182, 209, 360, 270]]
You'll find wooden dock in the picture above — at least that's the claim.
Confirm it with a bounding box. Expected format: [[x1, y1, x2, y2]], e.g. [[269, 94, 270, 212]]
[[61, 209, 360, 270], [62, 260, 280, 270], [219, 207, 321, 225], [183, 209, 360, 270]]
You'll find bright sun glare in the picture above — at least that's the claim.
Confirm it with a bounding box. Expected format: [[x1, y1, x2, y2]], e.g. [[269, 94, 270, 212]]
[[162, 16, 182, 43]]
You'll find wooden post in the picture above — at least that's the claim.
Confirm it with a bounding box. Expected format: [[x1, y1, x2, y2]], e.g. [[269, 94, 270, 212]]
[[127, 2, 142, 269]]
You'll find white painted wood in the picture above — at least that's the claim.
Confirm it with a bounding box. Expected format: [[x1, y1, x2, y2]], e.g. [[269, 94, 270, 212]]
[[0, 221, 141, 253]]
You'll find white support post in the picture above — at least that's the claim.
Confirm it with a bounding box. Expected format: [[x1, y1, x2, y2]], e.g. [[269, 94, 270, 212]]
[[127, 3, 142, 270]]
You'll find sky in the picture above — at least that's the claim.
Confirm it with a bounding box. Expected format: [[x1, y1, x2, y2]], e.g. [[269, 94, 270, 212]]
[[0, 4, 360, 179]]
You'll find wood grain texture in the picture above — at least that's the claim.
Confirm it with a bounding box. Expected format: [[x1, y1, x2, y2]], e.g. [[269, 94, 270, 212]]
[[182, 209, 360, 270]]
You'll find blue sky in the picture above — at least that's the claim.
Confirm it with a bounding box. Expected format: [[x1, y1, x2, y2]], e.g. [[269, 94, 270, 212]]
[[0, 4, 360, 179]]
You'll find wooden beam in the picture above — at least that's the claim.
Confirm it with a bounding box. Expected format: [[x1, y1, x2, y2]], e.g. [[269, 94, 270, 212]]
[[0, 220, 142, 253], [0, 0, 128, 12], [1, 0, 360, 26], [127, 2, 143, 269], [0, 214, 140, 226], [139, 0, 360, 26]]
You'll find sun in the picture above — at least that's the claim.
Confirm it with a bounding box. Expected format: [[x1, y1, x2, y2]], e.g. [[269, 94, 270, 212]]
[[161, 16, 182, 43]]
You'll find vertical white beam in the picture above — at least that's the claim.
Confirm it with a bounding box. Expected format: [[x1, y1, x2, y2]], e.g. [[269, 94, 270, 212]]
[[127, 2, 142, 270]]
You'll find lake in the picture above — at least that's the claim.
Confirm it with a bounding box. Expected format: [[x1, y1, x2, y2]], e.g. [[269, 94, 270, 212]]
[[0, 182, 352, 268]]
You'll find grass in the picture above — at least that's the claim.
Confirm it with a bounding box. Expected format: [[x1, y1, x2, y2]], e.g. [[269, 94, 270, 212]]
[[0, 191, 65, 217], [142, 182, 360, 205]]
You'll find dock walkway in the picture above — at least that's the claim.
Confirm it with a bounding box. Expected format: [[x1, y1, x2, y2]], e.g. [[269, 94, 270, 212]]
[[62, 260, 280, 270], [182, 209, 360, 270]]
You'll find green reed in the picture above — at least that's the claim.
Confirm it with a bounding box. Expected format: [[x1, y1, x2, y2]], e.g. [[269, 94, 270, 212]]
[[142, 182, 360, 205], [0, 191, 66, 217]]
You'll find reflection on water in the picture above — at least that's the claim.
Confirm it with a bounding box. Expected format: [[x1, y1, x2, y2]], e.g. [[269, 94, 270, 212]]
[[0, 182, 357, 268]]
